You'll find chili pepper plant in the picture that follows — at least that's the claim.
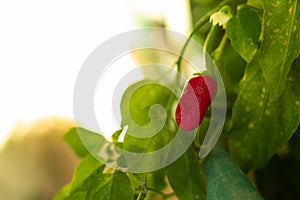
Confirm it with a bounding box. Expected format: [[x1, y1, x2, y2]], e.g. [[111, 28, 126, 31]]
[[55, 0, 300, 199]]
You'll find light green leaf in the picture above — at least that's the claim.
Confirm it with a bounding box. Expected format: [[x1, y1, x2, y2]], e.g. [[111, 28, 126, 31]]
[[120, 81, 176, 170], [63, 127, 107, 158], [120, 80, 174, 149], [228, 57, 300, 170], [111, 129, 122, 144], [63, 127, 89, 158], [53, 183, 72, 200], [226, 4, 261, 62], [166, 147, 206, 200], [122, 127, 173, 153], [120, 80, 174, 138], [259, 0, 300, 100]]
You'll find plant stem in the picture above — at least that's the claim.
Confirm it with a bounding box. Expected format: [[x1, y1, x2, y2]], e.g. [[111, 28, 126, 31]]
[[202, 25, 220, 74], [133, 174, 147, 200], [136, 192, 143, 200], [175, 0, 231, 73]]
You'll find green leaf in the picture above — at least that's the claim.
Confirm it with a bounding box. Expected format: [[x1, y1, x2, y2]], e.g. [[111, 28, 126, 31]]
[[122, 127, 173, 153], [120, 80, 175, 162], [63, 127, 107, 158], [119, 81, 178, 172], [259, 0, 300, 100], [147, 169, 167, 192], [86, 171, 133, 200], [54, 155, 134, 200], [111, 129, 122, 144], [203, 145, 263, 200], [121, 127, 174, 172], [226, 4, 261, 62], [120, 80, 174, 138], [63, 127, 106, 157], [166, 147, 206, 200], [247, 0, 263, 9], [70, 155, 104, 193], [63, 127, 89, 158], [54, 155, 104, 199], [211, 40, 247, 109], [228, 57, 300, 170], [53, 183, 72, 200]]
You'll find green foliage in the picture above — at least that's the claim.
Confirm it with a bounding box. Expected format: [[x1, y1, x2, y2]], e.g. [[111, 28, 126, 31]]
[[63, 127, 107, 158], [54, 155, 133, 200], [203, 145, 263, 199], [63, 127, 89, 158], [259, 0, 300, 100], [120, 81, 175, 153], [166, 147, 206, 200], [226, 0, 300, 171], [55, 0, 300, 199], [226, 5, 261, 62], [228, 57, 300, 170], [121, 81, 172, 128]]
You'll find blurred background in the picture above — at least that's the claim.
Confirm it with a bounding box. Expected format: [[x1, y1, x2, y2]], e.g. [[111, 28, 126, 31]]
[[0, 0, 191, 144], [0, 0, 191, 199]]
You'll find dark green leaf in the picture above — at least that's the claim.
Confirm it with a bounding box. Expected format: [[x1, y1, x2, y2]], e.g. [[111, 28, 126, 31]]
[[203, 145, 263, 200], [228, 57, 300, 170], [226, 4, 261, 62], [147, 169, 167, 192], [259, 0, 300, 100], [166, 147, 206, 200], [211, 41, 246, 110]]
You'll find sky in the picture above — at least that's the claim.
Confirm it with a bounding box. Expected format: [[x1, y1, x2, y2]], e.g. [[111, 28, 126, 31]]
[[0, 0, 190, 144]]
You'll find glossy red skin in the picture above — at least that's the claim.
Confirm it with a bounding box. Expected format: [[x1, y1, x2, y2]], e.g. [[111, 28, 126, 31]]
[[175, 75, 217, 131]]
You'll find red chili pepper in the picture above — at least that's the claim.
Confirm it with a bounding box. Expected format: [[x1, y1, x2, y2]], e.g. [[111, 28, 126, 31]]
[[175, 75, 217, 131]]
